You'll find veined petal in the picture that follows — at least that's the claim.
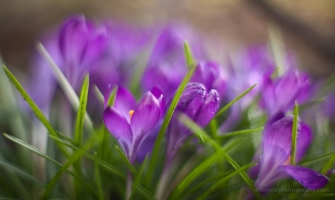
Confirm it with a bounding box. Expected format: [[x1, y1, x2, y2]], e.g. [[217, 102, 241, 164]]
[[195, 89, 220, 127], [130, 92, 161, 142], [282, 165, 328, 189], [103, 107, 132, 156]]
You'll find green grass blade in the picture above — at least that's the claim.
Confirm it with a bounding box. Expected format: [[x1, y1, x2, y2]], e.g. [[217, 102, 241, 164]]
[[107, 86, 118, 107], [179, 115, 261, 199], [291, 102, 298, 165], [130, 155, 149, 200], [300, 150, 335, 166], [321, 153, 335, 174], [288, 193, 334, 200], [3, 66, 70, 157], [197, 162, 256, 200], [36, 43, 94, 132], [93, 85, 104, 104], [3, 133, 97, 193], [147, 42, 197, 184], [216, 127, 264, 139], [115, 145, 136, 174], [169, 148, 225, 198], [74, 75, 89, 146], [184, 42, 195, 68], [42, 134, 99, 199], [94, 152, 104, 200], [215, 83, 257, 118]]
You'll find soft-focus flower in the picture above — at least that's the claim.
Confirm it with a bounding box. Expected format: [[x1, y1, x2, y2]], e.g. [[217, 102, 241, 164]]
[[103, 87, 163, 162], [166, 83, 220, 163], [261, 71, 312, 120], [252, 116, 328, 190], [141, 24, 205, 99]]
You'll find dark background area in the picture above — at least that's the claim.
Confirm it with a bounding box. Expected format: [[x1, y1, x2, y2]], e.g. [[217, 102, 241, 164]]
[[0, 0, 334, 76]]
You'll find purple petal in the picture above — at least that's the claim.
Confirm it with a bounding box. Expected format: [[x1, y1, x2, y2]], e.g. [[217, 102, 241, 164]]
[[130, 92, 161, 142], [103, 107, 132, 156], [104, 86, 137, 121], [282, 165, 328, 189], [195, 89, 220, 127], [296, 123, 312, 162]]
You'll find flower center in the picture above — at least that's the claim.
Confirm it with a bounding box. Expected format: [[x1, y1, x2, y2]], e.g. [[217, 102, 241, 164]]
[[129, 110, 134, 120]]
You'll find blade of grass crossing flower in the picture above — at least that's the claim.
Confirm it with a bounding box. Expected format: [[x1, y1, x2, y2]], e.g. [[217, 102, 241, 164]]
[[93, 85, 104, 104], [3, 66, 70, 157], [147, 42, 197, 184], [321, 153, 335, 174], [36, 42, 93, 131], [291, 102, 298, 165], [184, 41, 195, 68], [42, 134, 99, 199], [107, 86, 118, 107], [94, 152, 104, 200], [198, 162, 256, 200], [115, 145, 136, 174], [130, 155, 149, 200], [3, 133, 98, 193], [216, 127, 264, 139], [74, 75, 89, 146], [209, 120, 218, 138], [179, 115, 261, 199], [215, 83, 257, 118]]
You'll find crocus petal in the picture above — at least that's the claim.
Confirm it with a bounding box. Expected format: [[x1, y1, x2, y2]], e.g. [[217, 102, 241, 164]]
[[296, 123, 312, 162], [130, 92, 161, 142], [103, 107, 133, 156], [81, 33, 109, 69], [104, 86, 137, 121], [195, 89, 220, 127], [282, 165, 328, 189]]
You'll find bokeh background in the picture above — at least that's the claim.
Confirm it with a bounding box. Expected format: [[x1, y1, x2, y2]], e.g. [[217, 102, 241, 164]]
[[0, 0, 334, 76]]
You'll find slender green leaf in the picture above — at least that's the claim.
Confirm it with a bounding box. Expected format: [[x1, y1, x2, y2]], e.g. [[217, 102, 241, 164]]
[[74, 75, 89, 146], [147, 42, 197, 184], [215, 83, 257, 118], [3, 133, 97, 193], [217, 127, 264, 139], [321, 152, 335, 174], [115, 145, 136, 174], [42, 134, 99, 199], [107, 86, 118, 107], [130, 155, 149, 200], [184, 42, 195, 68], [179, 115, 261, 199], [94, 152, 104, 200], [300, 150, 335, 166], [291, 102, 298, 165], [169, 148, 225, 198], [36, 42, 93, 130], [198, 162, 256, 200], [93, 85, 104, 104], [3, 66, 70, 157]]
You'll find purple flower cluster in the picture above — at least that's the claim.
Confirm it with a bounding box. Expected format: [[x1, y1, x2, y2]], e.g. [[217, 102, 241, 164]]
[[28, 15, 330, 193]]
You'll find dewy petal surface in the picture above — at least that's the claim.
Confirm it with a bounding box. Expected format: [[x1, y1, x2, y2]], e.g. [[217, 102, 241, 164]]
[[282, 165, 328, 189], [103, 107, 133, 155], [130, 92, 161, 141]]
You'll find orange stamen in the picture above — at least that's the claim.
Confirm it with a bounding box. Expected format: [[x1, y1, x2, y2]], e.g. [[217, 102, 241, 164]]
[[129, 110, 134, 120]]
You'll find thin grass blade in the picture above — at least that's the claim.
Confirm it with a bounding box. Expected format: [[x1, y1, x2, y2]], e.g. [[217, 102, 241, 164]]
[[115, 145, 136, 174], [3, 66, 70, 157], [94, 152, 104, 200], [291, 102, 298, 165], [217, 127, 264, 139]]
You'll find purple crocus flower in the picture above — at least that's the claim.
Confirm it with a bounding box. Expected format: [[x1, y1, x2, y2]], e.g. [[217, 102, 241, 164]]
[[261, 71, 312, 120], [103, 87, 163, 163], [166, 83, 220, 164], [141, 24, 205, 99], [253, 116, 328, 190]]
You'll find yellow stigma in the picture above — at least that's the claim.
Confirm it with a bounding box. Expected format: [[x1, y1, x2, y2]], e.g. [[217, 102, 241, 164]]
[[283, 155, 291, 166], [129, 110, 134, 120]]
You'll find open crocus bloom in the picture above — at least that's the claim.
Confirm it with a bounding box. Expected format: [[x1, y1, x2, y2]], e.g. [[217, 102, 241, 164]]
[[166, 83, 220, 163], [103, 86, 163, 163], [254, 116, 328, 190], [261, 71, 312, 120]]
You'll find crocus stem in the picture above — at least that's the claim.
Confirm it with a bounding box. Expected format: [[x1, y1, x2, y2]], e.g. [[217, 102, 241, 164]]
[[126, 170, 132, 200]]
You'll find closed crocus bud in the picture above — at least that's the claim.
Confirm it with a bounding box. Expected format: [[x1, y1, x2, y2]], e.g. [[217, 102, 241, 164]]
[[166, 83, 220, 164]]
